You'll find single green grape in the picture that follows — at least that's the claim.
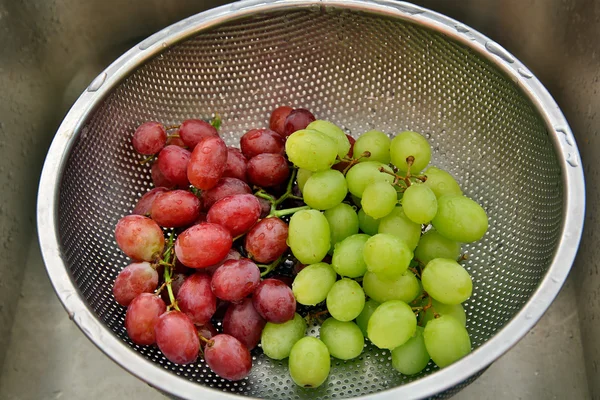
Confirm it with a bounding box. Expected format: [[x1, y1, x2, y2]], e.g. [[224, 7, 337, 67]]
[[362, 270, 420, 304], [292, 262, 337, 305], [363, 233, 412, 279], [286, 129, 338, 172], [289, 337, 331, 388], [324, 203, 359, 252], [361, 181, 398, 219], [391, 326, 430, 375], [307, 120, 351, 159], [288, 210, 330, 264], [346, 161, 394, 198], [261, 313, 307, 360], [402, 183, 438, 224], [303, 169, 348, 210], [414, 228, 461, 265], [297, 168, 313, 193], [326, 278, 366, 321], [390, 131, 431, 173], [358, 208, 380, 235], [331, 234, 370, 278], [419, 298, 467, 327], [423, 166, 463, 198], [319, 318, 364, 360], [377, 206, 421, 250], [431, 194, 488, 243], [355, 299, 380, 337], [367, 300, 416, 350], [353, 130, 391, 164], [423, 315, 471, 368], [421, 258, 472, 305]]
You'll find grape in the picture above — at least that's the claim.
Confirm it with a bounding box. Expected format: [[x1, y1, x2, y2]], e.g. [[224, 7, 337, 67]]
[[367, 300, 416, 350], [306, 120, 351, 158], [363, 233, 412, 279], [421, 258, 472, 305], [390, 131, 431, 173], [244, 217, 289, 263], [175, 223, 232, 268], [352, 130, 391, 164], [187, 136, 228, 190], [431, 194, 488, 243], [357, 208, 380, 235], [332, 134, 356, 172], [125, 293, 166, 345], [132, 187, 168, 216], [151, 162, 174, 188], [414, 229, 461, 265], [222, 147, 248, 182], [292, 262, 337, 305], [355, 299, 379, 336], [296, 168, 313, 193], [197, 322, 218, 347], [402, 183, 438, 224], [331, 233, 369, 278], [150, 190, 201, 228], [132, 121, 167, 155], [257, 197, 272, 218], [423, 166, 463, 198], [269, 105, 293, 136], [319, 318, 364, 360], [115, 215, 165, 262], [285, 129, 338, 172], [204, 334, 252, 381], [253, 279, 296, 323], [157, 145, 191, 188], [289, 337, 330, 388], [247, 153, 290, 187], [240, 128, 285, 159], [283, 108, 316, 137], [166, 134, 186, 148], [203, 248, 242, 275], [200, 177, 251, 211], [362, 270, 420, 304], [206, 194, 261, 237], [324, 203, 359, 250], [261, 313, 307, 360], [419, 298, 467, 327], [326, 278, 365, 322], [391, 326, 430, 375], [176, 272, 216, 325], [423, 315, 471, 367], [155, 311, 200, 364], [361, 181, 397, 219], [288, 210, 330, 264], [113, 262, 158, 306], [223, 297, 266, 350], [179, 119, 219, 150], [303, 169, 348, 210], [378, 206, 422, 250], [211, 259, 261, 302], [345, 161, 394, 198]]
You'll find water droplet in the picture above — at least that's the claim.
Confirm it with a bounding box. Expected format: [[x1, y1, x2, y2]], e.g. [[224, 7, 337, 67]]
[[139, 30, 170, 50], [455, 25, 470, 33], [566, 153, 579, 167], [201, 146, 211, 154], [555, 127, 573, 145], [551, 276, 561, 283], [258, 233, 265, 240], [485, 41, 515, 63], [87, 72, 107, 92], [517, 67, 533, 79]]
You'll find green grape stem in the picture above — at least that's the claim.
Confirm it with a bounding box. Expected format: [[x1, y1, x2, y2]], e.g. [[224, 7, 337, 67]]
[[257, 255, 284, 277], [164, 124, 181, 130], [162, 234, 179, 311], [210, 113, 222, 130], [139, 155, 156, 165], [166, 134, 180, 139], [341, 151, 371, 175], [255, 169, 309, 218], [272, 205, 310, 217]]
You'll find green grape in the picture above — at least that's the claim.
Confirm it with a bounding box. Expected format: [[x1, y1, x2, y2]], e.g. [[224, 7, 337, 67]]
[[431, 194, 488, 243], [414, 229, 461, 265], [362, 270, 420, 304], [390, 131, 431, 173], [423, 315, 471, 368], [419, 298, 467, 327], [352, 130, 391, 164], [292, 262, 337, 305], [286, 129, 338, 172], [363, 234, 412, 279], [289, 337, 331, 388], [421, 258, 472, 305], [355, 299, 380, 336], [402, 183, 438, 224], [303, 169, 348, 210], [307, 120, 351, 158], [324, 203, 359, 253], [391, 326, 430, 375], [331, 234, 370, 278], [261, 313, 307, 360], [423, 167, 463, 198], [367, 300, 416, 350], [288, 210, 330, 264], [378, 206, 421, 250], [361, 181, 397, 219], [326, 278, 366, 321], [358, 208, 380, 235], [319, 318, 364, 360], [297, 168, 313, 193], [346, 161, 394, 198]]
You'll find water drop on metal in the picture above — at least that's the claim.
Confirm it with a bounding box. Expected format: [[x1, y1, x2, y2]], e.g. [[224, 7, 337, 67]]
[[485, 41, 515, 63], [555, 127, 573, 146], [87, 72, 107, 92], [455, 25, 469, 33], [517, 67, 533, 79], [566, 153, 579, 167]]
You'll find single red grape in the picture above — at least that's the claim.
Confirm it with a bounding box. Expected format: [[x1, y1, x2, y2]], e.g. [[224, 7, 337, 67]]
[[115, 215, 165, 262], [204, 334, 252, 381], [252, 279, 296, 323], [125, 293, 166, 345], [283, 108, 316, 137], [210, 259, 261, 302], [240, 128, 285, 159], [244, 218, 289, 263], [200, 177, 251, 212], [204, 248, 242, 275], [223, 297, 266, 350], [113, 262, 158, 306], [247, 153, 290, 188], [175, 223, 232, 268], [177, 272, 216, 325], [222, 147, 248, 182], [197, 322, 218, 348], [155, 311, 200, 365], [206, 194, 261, 237], [269, 106, 293, 136], [179, 119, 219, 150], [150, 190, 201, 228], [132, 121, 167, 155], [157, 145, 191, 188], [187, 136, 228, 190], [167, 133, 187, 148], [132, 187, 169, 216], [151, 162, 175, 188]]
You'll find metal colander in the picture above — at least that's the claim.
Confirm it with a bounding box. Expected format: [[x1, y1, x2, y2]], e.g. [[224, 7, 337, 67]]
[[37, 1, 585, 399]]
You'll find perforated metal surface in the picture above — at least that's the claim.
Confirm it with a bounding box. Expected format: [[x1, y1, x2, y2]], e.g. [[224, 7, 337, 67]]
[[52, 4, 566, 400]]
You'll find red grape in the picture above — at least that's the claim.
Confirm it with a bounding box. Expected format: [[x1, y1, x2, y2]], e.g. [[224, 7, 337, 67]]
[[133, 122, 167, 155], [132, 187, 169, 216], [204, 248, 242, 275], [222, 147, 248, 182], [206, 194, 261, 237], [177, 272, 216, 325], [269, 106, 293, 136], [197, 322, 218, 347], [257, 197, 272, 218], [283, 108, 316, 137], [252, 279, 296, 323], [210, 259, 261, 302], [223, 297, 266, 350], [204, 334, 252, 381], [167, 133, 187, 148], [240, 128, 285, 159], [157, 145, 191, 188], [346, 134, 356, 156], [175, 223, 232, 268], [179, 119, 219, 150], [244, 218, 289, 263], [150, 190, 200, 228], [200, 177, 251, 211], [115, 215, 165, 262], [332, 134, 356, 172], [187, 136, 228, 190], [125, 293, 166, 345], [113, 262, 158, 306], [247, 153, 290, 187], [151, 162, 175, 188], [160, 272, 187, 305], [155, 311, 200, 364]]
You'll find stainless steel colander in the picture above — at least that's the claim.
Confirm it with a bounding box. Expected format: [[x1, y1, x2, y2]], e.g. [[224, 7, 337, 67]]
[[36, 1, 585, 399]]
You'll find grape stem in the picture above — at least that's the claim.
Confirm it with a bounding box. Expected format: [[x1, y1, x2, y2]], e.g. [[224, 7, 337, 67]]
[[255, 169, 309, 218], [167, 134, 180, 139], [154, 280, 169, 295], [139, 155, 156, 165], [257, 255, 284, 277], [422, 295, 433, 313], [197, 334, 213, 345], [164, 124, 180, 131], [305, 310, 329, 325], [162, 234, 180, 311], [273, 168, 299, 207], [210, 113, 222, 130], [341, 151, 371, 175], [458, 253, 469, 263], [271, 205, 310, 217]]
